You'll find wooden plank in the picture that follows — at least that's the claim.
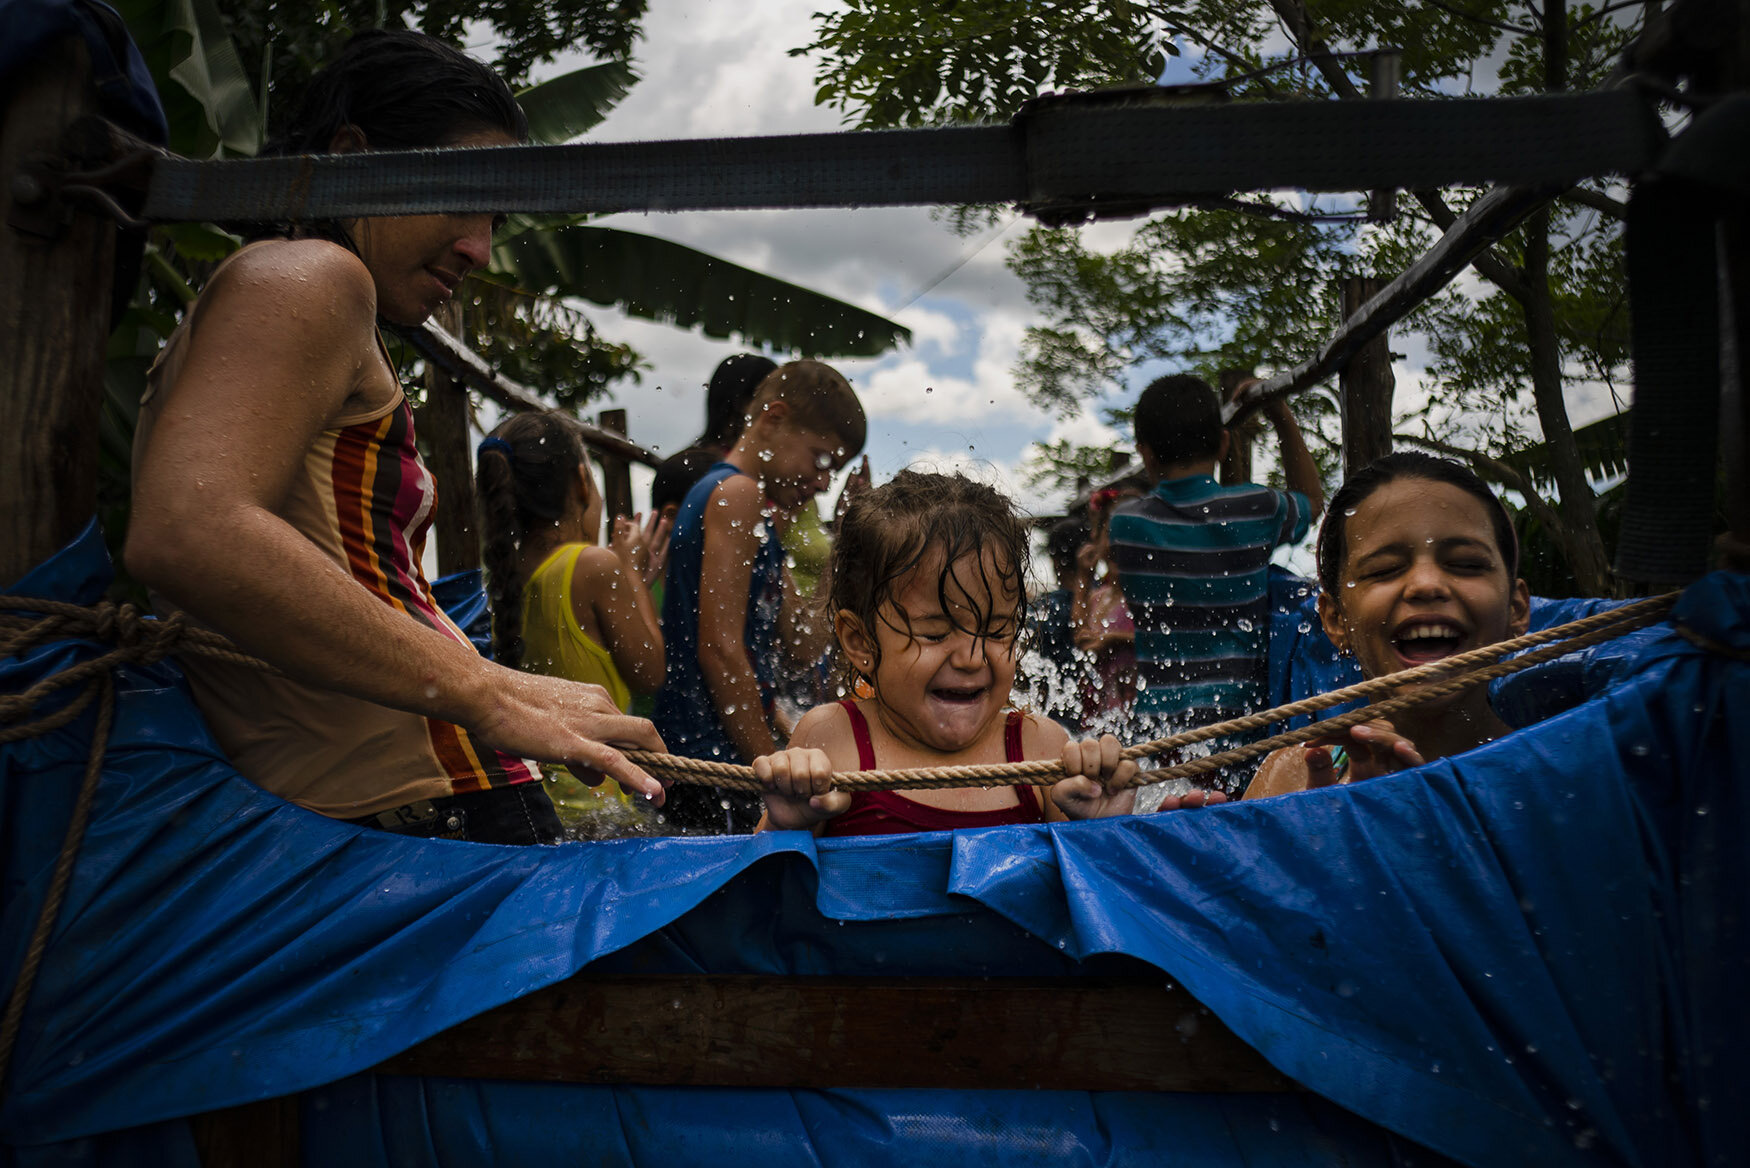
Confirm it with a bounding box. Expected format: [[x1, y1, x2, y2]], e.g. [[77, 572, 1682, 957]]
[[597, 408, 634, 523], [374, 975, 1296, 1093], [415, 301, 480, 574], [190, 1094, 300, 1168], [1339, 274, 1395, 474], [0, 37, 115, 583]]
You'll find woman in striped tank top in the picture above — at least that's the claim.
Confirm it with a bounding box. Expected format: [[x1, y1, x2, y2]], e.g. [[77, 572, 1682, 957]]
[[126, 31, 665, 843]]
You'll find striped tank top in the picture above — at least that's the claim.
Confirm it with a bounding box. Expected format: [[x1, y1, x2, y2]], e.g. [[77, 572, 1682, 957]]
[[139, 309, 536, 817]]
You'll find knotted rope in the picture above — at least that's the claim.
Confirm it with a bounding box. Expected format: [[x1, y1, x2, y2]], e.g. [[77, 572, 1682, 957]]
[[0, 588, 1685, 1092]]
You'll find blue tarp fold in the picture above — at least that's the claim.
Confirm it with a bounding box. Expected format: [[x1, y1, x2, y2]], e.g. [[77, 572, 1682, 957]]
[[4, 522, 1745, 1167]]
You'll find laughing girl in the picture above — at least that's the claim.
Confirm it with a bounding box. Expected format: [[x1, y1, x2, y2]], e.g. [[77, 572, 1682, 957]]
[[754, 470, 1225, 835], [1244, 453, 1531, 798]]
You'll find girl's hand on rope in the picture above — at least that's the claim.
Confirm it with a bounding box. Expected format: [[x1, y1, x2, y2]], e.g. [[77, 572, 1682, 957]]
[[754, 747, 851, 830], [469, 671, 669, 805], [1307, 718, 1424, 786], [1051, 735, 1140, 819]]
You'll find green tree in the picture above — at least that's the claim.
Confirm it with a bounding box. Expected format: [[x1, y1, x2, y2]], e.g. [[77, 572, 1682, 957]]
[[799, 0, 1643, 595]]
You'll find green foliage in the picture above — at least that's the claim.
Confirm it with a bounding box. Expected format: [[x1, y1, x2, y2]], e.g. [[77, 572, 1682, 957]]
[[1021, 439, 1134, 494], [796, 0, 1648, 560], [1010, 207, 1348, 415], [462, 280, 645, 413], [796, 0, 1162, 128], [221, 0, 646, 104], [491, 222, 912, 358], [113, 0, 263, 157], [517, 60, 640, 144]]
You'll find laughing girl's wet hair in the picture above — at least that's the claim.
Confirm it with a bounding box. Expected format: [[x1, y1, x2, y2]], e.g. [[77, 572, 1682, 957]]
[[831, 469, 1031, 683], [478, 411, 591, 669], [1317, 452, 1519, 596]]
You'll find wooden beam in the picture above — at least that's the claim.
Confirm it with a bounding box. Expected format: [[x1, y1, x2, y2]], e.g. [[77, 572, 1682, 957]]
[[373, 975, 1295, 1093], [0, 38, 115, 584], [415, 301, 480, 575], [191, 1094, 300, 1168], [1224, 183, 1551, 424], [597, 408, 634, 523], [397, 320, 662, 469], [1339, 274, 1396, 474]]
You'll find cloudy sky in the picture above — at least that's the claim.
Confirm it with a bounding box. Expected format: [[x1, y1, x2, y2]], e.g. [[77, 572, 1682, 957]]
[[478, 0, 1621, 534], [494, 0, 1128, 523]]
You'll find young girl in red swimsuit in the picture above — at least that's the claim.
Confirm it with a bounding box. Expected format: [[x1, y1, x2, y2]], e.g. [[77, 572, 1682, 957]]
[[754, 470, 1225, 836]]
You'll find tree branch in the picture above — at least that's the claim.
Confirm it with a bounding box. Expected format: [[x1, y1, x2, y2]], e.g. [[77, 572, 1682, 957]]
[[1159, 22, 1284, 99], [1562, 185, 1629, 221], [1393, 432, 1566, 532], [1418, 0, 1536, 37]]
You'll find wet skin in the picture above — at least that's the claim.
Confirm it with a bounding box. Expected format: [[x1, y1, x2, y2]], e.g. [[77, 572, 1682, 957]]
[[852, 547, 1023, 760]]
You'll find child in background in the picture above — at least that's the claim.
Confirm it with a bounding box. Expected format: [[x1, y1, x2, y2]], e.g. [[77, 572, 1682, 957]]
[[1244, 453, 1529, 798], [478, 412, 670, 833], [1109, 375, 1324, 735], [754, 471, 1227, 836], [656, 360, 866, 833], [1074, 487, 1140, 733], [1022, 513, 1091, 730]]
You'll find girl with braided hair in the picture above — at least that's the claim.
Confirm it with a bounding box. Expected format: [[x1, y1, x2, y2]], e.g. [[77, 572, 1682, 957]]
[[477, 412, 670, 831]]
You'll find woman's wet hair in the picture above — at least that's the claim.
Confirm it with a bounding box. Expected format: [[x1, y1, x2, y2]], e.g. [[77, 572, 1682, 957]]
[[831, 469, 1031, 685], [266, 28, 527, 156], [250, 30, 526, 244], [477, 411, 590, 668], [1317, 451, 1520, 596]]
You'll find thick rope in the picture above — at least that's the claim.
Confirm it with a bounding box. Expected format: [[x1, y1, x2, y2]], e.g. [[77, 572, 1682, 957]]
[[1, 592, 1679, 795], [0, 673, 112, 1091], [623, 592, 1679, 791]]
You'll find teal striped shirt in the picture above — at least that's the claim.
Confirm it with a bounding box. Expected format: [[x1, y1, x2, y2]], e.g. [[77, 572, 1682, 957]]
[[1108, 475, 1310, 727]]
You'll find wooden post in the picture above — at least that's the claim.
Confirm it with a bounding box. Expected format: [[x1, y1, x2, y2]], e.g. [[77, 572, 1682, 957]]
[[0, 38, 115, 585], [598, 408, 633, 523], [1716, 0, 1749, 568], [1339, 275, 1395, 475], [415, 301, 480, 575], [1218, 367, 1261, 486], [191, 1095, 300, 1168]]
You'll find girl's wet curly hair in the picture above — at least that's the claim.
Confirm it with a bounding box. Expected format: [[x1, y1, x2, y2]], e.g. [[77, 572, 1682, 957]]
[[830, 469, 1031, 685]]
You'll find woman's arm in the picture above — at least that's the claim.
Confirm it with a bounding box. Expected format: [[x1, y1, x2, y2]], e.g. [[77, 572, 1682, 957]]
[[126, 242, 664, 797], [579, 517, 666, 696]]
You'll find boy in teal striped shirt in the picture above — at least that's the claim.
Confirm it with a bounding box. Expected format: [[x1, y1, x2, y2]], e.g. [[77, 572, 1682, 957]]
[[1108, 375, 1324, 752]]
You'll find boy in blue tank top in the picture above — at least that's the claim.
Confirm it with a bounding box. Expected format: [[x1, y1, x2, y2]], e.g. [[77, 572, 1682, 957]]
[[656, 360, 866, 832]]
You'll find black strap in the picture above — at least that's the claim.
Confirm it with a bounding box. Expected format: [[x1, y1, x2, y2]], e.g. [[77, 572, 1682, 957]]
[[140, 91, 1663, 223], [1617, 178, 1721, 585]]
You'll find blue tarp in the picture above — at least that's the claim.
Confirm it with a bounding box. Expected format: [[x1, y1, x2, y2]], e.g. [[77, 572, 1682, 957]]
[[3, 522, 1745, 1167]]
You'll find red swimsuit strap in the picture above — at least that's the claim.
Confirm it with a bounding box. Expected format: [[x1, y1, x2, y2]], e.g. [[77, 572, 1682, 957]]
[[839, 699, 877, 770], [837, 700, 1038, 816]]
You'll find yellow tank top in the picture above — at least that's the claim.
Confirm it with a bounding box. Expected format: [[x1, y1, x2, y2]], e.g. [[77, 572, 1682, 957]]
[[520, 543, 631, 711]]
